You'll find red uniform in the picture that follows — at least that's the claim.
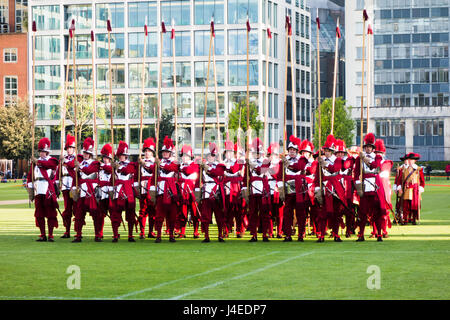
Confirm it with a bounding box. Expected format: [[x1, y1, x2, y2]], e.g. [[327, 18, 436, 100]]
[[27, 138, 59, 241], [266, 143, 284, 238], [223, 154, 245, 237]]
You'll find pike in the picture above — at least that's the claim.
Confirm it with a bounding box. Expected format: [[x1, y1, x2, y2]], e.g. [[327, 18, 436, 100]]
[[171, 19, 179, 154], [31, 21, 37, 188], [245, 14, 251, 194], [366, 22, 373, 135], [71, 19, 80, 200], [264, 25, 271, 151], [316, 10, 324, 194], [359, 9, 369, 183], [288, 15, 297, 137], [281, 16, 291, 192], [91, 30, 97, 158], [211, 17, 223, 162], [330, 17, 341, 135]]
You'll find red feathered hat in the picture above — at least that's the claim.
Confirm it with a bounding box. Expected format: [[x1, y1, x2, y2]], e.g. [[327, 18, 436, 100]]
[[323, 134, 336, 151], [142, 137, 156, 152], [116, 141, 130, 156], [287, 135, 300, 150], [374, 139, 386, 153], [347, 145, 360, 155], [406, 152, 420, 160], [161, 136, 174, 153], [64, 134, 76, 150], [38, 137, 51, 153], [100, 144, 113, 159], [363, 132, 376, 147], [267, 142, 280, 155], [224, 140, 234, 152], [334, 139, 346, 153], [82, 137, 95, 155], [209, 142, 217, 156], [180, 144, 193, 157], [300, 139, 314, 153], [250, 137, 263, 153]]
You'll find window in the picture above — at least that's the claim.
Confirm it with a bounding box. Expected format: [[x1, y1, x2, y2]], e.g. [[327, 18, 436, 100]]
[[195, 30, 224, 56], [35, 66, 60, 90], [194, 61, 225, 87], [161, 0, 190, 26], [3, 48, 17, 63], [4, 76, 18, 106], [33, 5, 60, 31], [128, 32, 158, 58], [66, 64, 92, 89], [161, 62, 191, 87], [129, 94, 157, 119], [128, 2, 157, 27], [163, 31, 191, 57], [65, 35, 93, 59], [96, 64, 125, 89], [162, 93, 192, 118], [97, 94, 125, 119], [194, 0, 224, 25], [35, 36, 60, 61], [228, 29, 258, 55], [128, 63, 158, 88], [35, 96, 60, 120], [195, 92, 225, 118], [96, 33, 125, 58], [228, 60, 258, 86], [64, 4, 92, 30], [228, 0, 258, 24], [96, 3, 124, 29], [15, 0, 27, 32], [0, 0, 8, 24], [129, 125, 156, 149]]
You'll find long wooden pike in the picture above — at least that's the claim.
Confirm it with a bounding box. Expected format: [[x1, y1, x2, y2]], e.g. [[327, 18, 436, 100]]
[[366, 22, 373, 135], [211, 18, 222, 162], [155, 21, 166, 189], [264, 25, 271, 151], [245, 15, 251, 192], [200, 18, 214, 187], [330, 17, 341, 135], [316, 10, 323, 191], [359, 10, 369, 182], [71, 19, 79, 191], [171, 19, 178, 154], [31, 21, 37, 185], [91, 30, 97, 158], [282, 16, 290, 189], [107, 19, 115, 186], [138, 19, 148, 186], [288, 16, 297, 137]]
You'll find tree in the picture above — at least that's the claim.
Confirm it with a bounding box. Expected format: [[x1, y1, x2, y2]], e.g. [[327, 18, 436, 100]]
[[313, 97, 355, 148], [227, 100, 263, 144], [156, 109, 175, 154], [0, 99, 42, 160]]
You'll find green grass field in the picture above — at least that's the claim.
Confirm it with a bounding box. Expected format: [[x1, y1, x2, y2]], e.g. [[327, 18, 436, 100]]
[[0, 178, 449, 300]]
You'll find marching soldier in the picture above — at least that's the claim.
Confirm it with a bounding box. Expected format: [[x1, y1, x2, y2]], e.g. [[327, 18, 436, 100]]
[[155, 136, 179, 243], [394, 154, 409, 224], [266, 142, 284, 238], [27, 137, 60, 242], [72, 138, 101, 242], [280, 135, 302, 242], [223, 140, 245, 238], [354, 133, 387, 241], [200, 142, 226, 242], [315, 135, 344, 242], [242, 138, 272, 242], [111, 141, 138, 242], [57, 134, 76, 238], [97, 143, 113, 240], [395, 152, 425, 225], [137, 138, 157, 239], [345, 146, 361, 237], [178, 145, 200, 238]]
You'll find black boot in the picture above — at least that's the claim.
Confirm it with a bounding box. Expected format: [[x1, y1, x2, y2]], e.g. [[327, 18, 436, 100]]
[[36, 235, 47, 242]]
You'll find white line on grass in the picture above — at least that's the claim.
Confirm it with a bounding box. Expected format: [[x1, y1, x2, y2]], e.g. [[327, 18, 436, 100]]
[[116, 251, 280, 300], [168, 250, 315, 300]]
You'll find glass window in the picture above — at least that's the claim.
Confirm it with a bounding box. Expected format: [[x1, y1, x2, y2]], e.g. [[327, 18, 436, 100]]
[[3, 48, 17, 63], [128, 2, 157, 27], [162, 92, 192, 118], [128, 94, 157, 119], [228, 60, 258, 86], [66, 64, 93, 90], [35, 36, 60, 61], [161, 0, 191, 26], [129, 125, 156, 149], [65, 35, 92, 60], [194, 61, 225, 87], [64, 4, 92, 30], [128, 32, 158, 58], [35, 66, 61, 91], [97, 94, 125, 119], [98, 126, 126, 147], [97, 64, 125, 89], [161, 62, 191, 87], [228, 29, 258, 55], [128, 63, 158, 88], [96, 3, 124, 29], [96, 33, 125, 58], [228, 0, 258, 24], [194, 0, 224, 25], [33, 5, 60, 31], [228, 91, 258, 112], [194, 30, 224, 56], [163, 31, 191, 57], [35, 96, 60, 120], [4, 76, 18, 107]]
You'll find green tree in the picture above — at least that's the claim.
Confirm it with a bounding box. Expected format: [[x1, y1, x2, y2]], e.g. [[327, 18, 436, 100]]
[[0, 99, 42, 160], [156, 109, 175, 155], [313, 97, 355, 148], [227, 100, 263, 143]]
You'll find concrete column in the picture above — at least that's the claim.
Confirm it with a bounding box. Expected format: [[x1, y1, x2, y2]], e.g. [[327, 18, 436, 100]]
[[405, 118, 414, 154]]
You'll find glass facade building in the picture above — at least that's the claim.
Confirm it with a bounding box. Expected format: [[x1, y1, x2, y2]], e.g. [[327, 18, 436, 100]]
[[29, 0, 312, 154]]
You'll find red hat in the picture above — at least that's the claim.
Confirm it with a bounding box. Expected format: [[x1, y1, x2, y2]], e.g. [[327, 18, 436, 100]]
[[180, 144, 193, 157], [142, 137, 156, 152], [100, 144, 113, 159], [209, 142, 217, 156], [323, 134, 336, 151], [287, 135, 300, 150], [82, 137, 95, 155], [374, 139, 386, 153], [64, 134, 76, 150], [161, 136, 174, 153], [116, 141, 130, 156], [347, 145, 360, 155], [38, 137, 51, 153], [300, 139, 314, 153], [406, 152, 420, 160], [250, 137, 263, 153], [224, 140, 234, 152], [334, 139, 346, 153], [267, 142, 280, 155], [363, 132, 376, 148]]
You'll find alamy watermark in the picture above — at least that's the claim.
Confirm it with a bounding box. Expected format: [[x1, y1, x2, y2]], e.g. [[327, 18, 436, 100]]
[[66, 265, 81, 290], [366, 265, 381, 290]]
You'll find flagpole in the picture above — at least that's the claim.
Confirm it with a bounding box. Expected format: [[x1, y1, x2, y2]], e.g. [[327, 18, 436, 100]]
[[360, 10, 368, 182], [331, 17, 340, 135], [264, 25, 271, 151], [91, 31, 97, 158], [138, 20, 148, 186]]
